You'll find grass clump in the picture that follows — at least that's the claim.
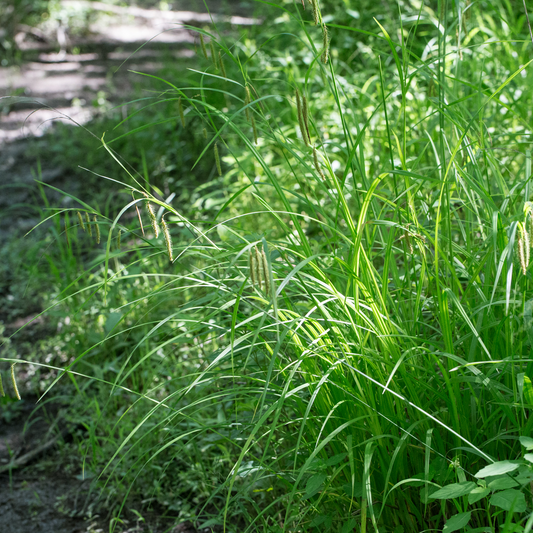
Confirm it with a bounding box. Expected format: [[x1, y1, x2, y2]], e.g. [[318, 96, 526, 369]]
[[4, 0, 533, 531]]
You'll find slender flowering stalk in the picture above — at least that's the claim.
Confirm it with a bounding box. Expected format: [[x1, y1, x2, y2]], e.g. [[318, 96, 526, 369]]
[[178, 96, 185, 127], [199, 33, 208, 59], [117, 229, 122, 249], [135, 204, 145, 236], [77, 211, 85, 232], [203, 127, 208, 140], [0, 372, 4, 397], [85, 212, 92, 236], [161, 216, 173, 262], [11, 364, 21, 401], [218, 51, 226, 78], [214, 143, 222, 176], [93, 215, 100, 244]]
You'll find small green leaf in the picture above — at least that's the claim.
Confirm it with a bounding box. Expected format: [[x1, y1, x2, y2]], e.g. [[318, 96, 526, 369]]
[[443, 511, 471, 532], [468, 486, 490, 504], [524, 454, 533, 463], [304, 473, 326, 499], [489, 489, 527, 512], [475, 461, 520, 478], [519, 436, 533, 450], [429, 482, 476, 499]]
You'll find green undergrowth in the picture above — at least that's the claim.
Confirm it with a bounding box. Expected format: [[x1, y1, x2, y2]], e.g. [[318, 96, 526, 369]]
[[3, 0, 533, 531]]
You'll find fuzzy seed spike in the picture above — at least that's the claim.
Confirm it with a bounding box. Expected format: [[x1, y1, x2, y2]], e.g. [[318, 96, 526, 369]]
[[145, 200, 160, 238], [254, 246, 262, 290], [295, 89, 309, 146], [313, 146, 325, 179], [261, 248, 270, 296], [321, 24, 329, 63], [0, 372, 5, 397], [85, 212, 92, 237], [161, 216, 173, 262], [117, 229, 122, 249], [311, 0, 320, 25], [249, 248, 256, 287], [93, 215, 100, 244], [11, 364, 20, 401], [302, 94, 311, 143], [77, 211, 85, 232], [203, 127, 208, 140], [218, 51, 226, 78], [214, 143, 222, 176], [210, 40, 218, 69], [199, 33, 208, 59]]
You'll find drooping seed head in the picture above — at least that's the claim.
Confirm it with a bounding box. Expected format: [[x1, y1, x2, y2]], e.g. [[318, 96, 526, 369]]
[[254, 246, 262, 290], [77, 211, 86, 232], [261, 248, 270, 296], [203, 127, 208, 139], [145, 199, 160, 238], [117, 229, 122, 249], [11, 364, 21, 401], [93, 215, 100, 244], [199, 33, 208, 59], [85, 212, 92, 237], [311, 0, 320, 25], [302, 94, 311, 143], [218, 51, 226, 78], [313, 146, 325, 179], [321, 24, 329, 63], [295, 89, 309, 147], [161, 216, 173, 262], [0, 372, 4, 397], [210, 40, 218, 70]]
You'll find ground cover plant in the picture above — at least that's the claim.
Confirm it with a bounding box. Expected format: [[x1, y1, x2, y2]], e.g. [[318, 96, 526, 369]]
[[3, 0, 533, 531]]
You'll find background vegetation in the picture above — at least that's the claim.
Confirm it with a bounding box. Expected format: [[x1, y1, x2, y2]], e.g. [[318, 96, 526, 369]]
[[2, 0, 533, 531]]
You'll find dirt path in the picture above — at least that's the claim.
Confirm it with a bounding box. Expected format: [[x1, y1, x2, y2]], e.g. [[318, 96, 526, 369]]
[[0, 2, 255, 531]]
